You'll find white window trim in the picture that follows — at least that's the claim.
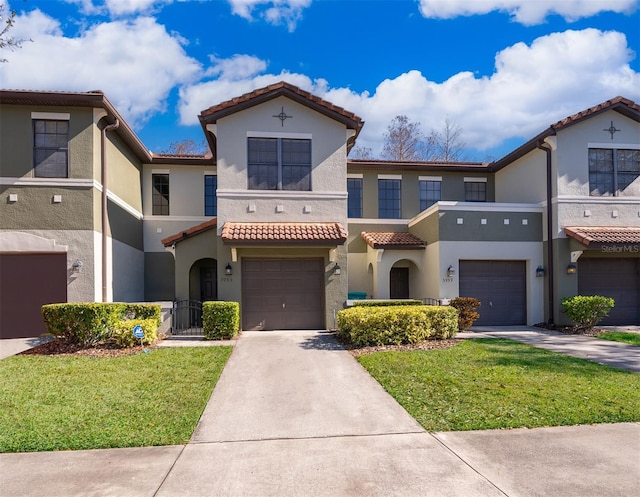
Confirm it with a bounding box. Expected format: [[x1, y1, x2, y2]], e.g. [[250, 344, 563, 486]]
[[31, 112, 70, 120], [588, 143, 640, 150], [419, 176, 442, 182], [347, 173, 363, 179], [464, 177, 487, 183], [378, 174, 402, 180], [152, 169, 170, 175]]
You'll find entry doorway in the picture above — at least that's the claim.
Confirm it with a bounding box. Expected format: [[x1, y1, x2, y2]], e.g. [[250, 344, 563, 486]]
[[390, 267, 409, 299]]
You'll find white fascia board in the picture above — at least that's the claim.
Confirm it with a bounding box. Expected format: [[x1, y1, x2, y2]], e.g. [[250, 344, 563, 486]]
[[0, 177, 94, 187]]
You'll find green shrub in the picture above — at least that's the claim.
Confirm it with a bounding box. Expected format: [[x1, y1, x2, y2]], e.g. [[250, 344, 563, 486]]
[[41, 303, 162, 347], [203, 301, 240, 340], [111, 319, 158, 347], [352, 300, 423, 307], [450, 297, 481, 330], [337, 305, 458, 346], [562, 295, 615, 330]]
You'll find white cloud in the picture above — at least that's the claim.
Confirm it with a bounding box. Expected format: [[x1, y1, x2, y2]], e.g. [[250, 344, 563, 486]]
[[228, 0, 312, 31], [418, 0, 637, 25], [206, 54, 268, 80], [0, 11, 201, 126], [179, 28, 639, 156], [65, 0, 173, 16]]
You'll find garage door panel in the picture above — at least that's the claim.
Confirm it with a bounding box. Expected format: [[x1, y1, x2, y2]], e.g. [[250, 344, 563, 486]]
[[242, 258, 325, 331], [578, 258, 639, 325], [460, 260, 526, 326], [0, 253, 67, 339]]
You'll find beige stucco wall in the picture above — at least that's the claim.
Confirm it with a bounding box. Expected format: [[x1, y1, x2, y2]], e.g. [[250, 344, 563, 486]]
[[495, 149, 548, 204]]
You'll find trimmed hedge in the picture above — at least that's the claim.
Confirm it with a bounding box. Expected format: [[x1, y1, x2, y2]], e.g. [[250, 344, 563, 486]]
[[111, 319, 158, 347], [352, 300, 423, 307], [203, 301, 240, 340], [337, 305, 458, 346], [562, 295, 615, 330], [41, 303, 161, 347]]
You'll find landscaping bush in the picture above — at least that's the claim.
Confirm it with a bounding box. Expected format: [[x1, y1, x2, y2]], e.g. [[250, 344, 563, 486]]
[[561, 295, 615, 330], [111, 319, 158, 347], [41, 303, 162, 347], [203, 301, 240, 340], [337, 305, 458, 346], [450, 297, 481, 330], [352, 300, 423, 307]]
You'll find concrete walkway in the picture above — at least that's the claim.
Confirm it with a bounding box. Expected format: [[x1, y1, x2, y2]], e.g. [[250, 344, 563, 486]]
[[460, 325, 640, 373], [1, 330, 639, 496]]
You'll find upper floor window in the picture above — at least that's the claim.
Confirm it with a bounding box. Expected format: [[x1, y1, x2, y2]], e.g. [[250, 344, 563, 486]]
[[347, 178, 363, 218], [378, 178, 401, 218], [464, 179, 486, 202], [589, 148, 640, 196], [204, 175, 217, 216], [248, 137, 311, 191], [33, 119, 69, 177], [152, 173, 169, 215], [419, 179, 441, 210]]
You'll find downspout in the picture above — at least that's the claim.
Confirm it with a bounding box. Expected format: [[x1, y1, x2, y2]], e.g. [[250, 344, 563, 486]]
[[537, 140, 554, 325], [101, 118, 120, 302]]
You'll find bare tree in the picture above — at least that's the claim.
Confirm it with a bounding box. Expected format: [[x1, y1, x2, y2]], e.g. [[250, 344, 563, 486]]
[[428, 118, 467, 162], [162, 139, 208, 155], [381, 115, 437, 161], [0, 3, 28, 62], [349, 145, 374, 160]]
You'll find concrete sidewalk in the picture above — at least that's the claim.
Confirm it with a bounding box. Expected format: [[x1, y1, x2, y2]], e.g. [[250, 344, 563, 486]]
[[1, 330, 639, 496], [461, 326, 640, 372]]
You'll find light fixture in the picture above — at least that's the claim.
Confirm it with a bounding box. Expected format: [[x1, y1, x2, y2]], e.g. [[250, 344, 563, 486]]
[[567, 263, 577, 274], [447, 265, 456, 277], [225, 263, 233, 276], [333, 263, 341, 276], [536, 265, 545, 278], [72, 260, 83, 273]]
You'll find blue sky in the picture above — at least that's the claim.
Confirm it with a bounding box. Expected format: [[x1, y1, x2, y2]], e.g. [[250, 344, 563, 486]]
[[2, 0, 639, 160]]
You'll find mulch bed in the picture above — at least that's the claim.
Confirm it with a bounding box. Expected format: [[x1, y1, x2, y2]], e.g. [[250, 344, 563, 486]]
[[18, 339, 158, 358], [534, 323, 605, 337]]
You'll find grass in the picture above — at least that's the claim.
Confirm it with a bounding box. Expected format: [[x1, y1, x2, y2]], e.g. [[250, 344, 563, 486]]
[[596, 332, 640, 346], [0, 347, 232, 453], [358, 338, 640, 432]]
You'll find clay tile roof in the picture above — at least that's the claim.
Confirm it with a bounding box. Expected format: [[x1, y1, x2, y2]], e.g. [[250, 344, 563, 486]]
[[221, 222, 347, 245], [162, 218, 217, 247], [361, 232, 426, 250], [564, 226, 640, 247], [552, 96, 640, 130]]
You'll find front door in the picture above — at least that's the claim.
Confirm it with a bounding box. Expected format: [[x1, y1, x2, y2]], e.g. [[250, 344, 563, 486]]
[[390, 267, 410, 299], [200, 266, 217, 301]]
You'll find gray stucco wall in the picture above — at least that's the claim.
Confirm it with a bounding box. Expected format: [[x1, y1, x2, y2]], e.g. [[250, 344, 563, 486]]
[[145, 251, 175, 301]]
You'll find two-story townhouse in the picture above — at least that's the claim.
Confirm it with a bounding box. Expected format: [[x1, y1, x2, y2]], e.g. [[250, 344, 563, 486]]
[[1, 84, 638, 338], [493, 97, 640, 325], [0, 90, 148, 338]]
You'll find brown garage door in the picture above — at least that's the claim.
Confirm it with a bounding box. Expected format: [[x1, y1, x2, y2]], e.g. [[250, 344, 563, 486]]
[[578, 258, 640, 325], [0, 253, 67, 338], [459, 260, 527, 326], [242, 258, 325, 330]]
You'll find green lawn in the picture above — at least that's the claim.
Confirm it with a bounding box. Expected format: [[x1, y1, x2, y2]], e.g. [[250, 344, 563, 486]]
[[596, 332, 640, 346], [0, 347, 232, 453], [358, 338, 640, 432]]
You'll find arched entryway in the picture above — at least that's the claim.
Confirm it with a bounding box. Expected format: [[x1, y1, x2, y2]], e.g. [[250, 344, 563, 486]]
[[189, 258, 218, 301], [390, 259, 419, 299]]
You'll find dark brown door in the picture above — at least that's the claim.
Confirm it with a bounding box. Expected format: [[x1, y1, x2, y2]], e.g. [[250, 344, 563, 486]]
[[390, 267, 409, 299], [578, 258, 639, 325], [200, 266, 217, 301], [242, 258, 325, 330], [0, 253, 67, 338], [459, 260, 526, 326]]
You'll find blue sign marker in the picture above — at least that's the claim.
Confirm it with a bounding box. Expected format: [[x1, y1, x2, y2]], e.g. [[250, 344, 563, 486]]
[[132, 325, 145, 339]]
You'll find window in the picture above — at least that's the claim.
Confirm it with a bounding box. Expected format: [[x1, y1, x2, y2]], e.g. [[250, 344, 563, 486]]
[[378, 179, 401, 218], [152, 174, 169, 215], [33, 119, 69, 177], [465, 181, 486, 202], [248, 137, 311, 190], [589, 148, 640, 196], [419, 180, 441, 210], [204, 175, 217, 216], [347, 178, 363, 218]]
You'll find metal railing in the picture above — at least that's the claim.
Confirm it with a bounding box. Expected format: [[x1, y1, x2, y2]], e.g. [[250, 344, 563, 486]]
[[172, 300, 204, 336]]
